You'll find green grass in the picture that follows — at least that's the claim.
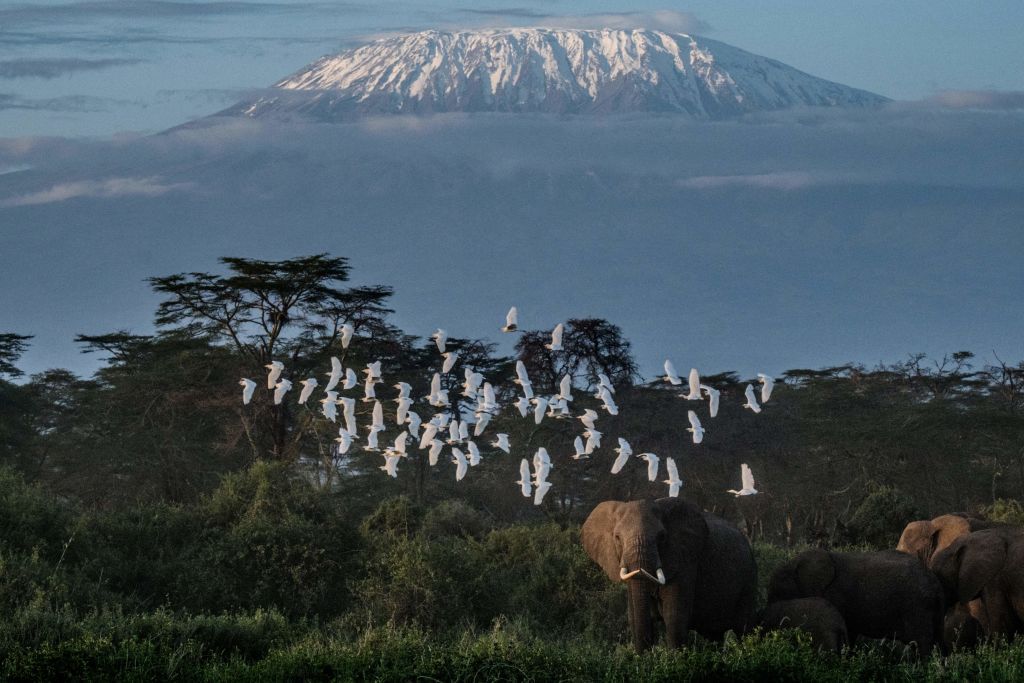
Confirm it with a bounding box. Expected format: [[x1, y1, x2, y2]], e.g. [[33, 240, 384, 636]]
[[4, 615, 1024, 682]]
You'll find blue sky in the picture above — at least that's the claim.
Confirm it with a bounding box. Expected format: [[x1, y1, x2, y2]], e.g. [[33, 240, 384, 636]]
[[1, 2, 1023, 380], [1, 1, 1023, 136]]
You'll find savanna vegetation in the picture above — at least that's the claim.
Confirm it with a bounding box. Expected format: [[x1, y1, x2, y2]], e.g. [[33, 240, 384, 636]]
[[1, 254, 1023, 680]]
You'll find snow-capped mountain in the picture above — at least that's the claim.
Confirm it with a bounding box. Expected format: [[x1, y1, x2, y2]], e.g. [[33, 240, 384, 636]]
[[224, 28, 887, 120]]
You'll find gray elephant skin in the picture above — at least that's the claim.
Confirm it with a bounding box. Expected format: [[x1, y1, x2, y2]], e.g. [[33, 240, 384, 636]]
[[759, 597, 848, 653], [931, 527, 1024, 638], [581, 498, 757, 651], [768, 548, 944, 655]]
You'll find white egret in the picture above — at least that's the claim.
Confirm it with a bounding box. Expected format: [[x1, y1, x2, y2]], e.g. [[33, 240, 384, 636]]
[[371, 400, 384, 431], [545, 323, 564, 351], [572, 436, 588, 460], [297, 377, 318, 405], [743, 385, 762, 414], [335, 429, 353, 454], [534, 481, 552, 506], [320, 391, 339, 422], [514, 396, 530, 418], [584, 428, 602, 454], [700, 384, 720, 418], [419, 423, 439, 450], [265, 360, 284, 389], [428, 439, 444, 466], [578, 409, 599, 430], [758, 374, 775, 403], [663, 457, 682, 497], [273, 378, 293, 405], [611, 438, 632, 474], [324, 357, 343, 391], [502, 306, 518, 332], [239, 378, 256, 405], [340, 397, 356, 434], [452, 448, 468, 481], [467, 440, 481, 466], [362, 377, 376, 402], [728, 463, 759, 496], [686, 368, 702, 400], [532, 397, 548, 424], [638, 452, 660, 482], [492, 433, 510, 453], [687, 410, 705, 444], [663, 360, 682, 386], [516, 459, 532, 497], [340, 323, 354, 349], [442, 351, 458, 374], [342, 367, 357, 390], [432, 329, 447, 354], [380, 454, 400, 478]]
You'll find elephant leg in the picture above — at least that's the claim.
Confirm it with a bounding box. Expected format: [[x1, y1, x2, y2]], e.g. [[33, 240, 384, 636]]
[[658, 582, 691, 649], [627, 580, 657, 651]]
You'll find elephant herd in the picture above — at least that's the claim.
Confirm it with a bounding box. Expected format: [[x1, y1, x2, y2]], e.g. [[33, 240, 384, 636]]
[[581, 498, 1023, 655]]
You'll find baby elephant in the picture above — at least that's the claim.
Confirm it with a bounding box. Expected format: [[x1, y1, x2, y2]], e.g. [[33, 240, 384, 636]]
[[768, 548, 944, 656], [760, 598, 848, 652]]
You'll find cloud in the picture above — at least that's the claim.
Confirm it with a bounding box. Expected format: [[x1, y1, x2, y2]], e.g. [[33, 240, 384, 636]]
[[924, 90, 1024, 111], [675, 172, 828, 191], [0, 176, 192, 207], [457, 9, 711, 33], [0, 92, 138, 112], [0, 58, 142, 79]]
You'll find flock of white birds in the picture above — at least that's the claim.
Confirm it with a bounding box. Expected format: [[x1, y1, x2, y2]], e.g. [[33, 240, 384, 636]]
[[238, 307, 770, 505]]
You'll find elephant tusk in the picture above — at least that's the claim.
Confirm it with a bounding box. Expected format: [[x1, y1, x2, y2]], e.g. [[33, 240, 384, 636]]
[[656, 568, 666, 585], [619, 567, 641, 580], [638, 569, 661, 584]]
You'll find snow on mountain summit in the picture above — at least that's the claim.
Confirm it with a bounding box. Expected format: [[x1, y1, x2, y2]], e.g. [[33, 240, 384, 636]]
[[226, 28, 887, 120]]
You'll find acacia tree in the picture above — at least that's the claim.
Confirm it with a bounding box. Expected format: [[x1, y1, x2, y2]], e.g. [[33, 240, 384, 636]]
[[148, 254, 394, 461], [515, 318, 640, 394], [0, 333, 32, 379]]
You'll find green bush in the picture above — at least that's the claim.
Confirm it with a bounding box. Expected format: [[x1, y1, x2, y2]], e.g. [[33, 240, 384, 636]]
[[984, 499, 1024, 526], [844, 485, 922, 549]]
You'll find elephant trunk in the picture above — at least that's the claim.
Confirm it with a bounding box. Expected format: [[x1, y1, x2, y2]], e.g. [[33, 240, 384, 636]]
[[627, 578, 657, 651], [622, 538, 664, 584]]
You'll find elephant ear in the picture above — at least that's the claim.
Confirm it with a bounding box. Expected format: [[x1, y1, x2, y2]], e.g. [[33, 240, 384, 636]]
[[933, 515, 972, 555], [652, 497, 709, 581], [956, 531, 1008, 603], [897, 521, 936, 563], [795, 549, 836, 596], [581, 501, 625, 582]]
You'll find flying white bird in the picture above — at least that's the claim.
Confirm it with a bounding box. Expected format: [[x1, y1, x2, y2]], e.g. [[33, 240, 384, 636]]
[[473, 413, 491, 437], [441, 351, 458, 374], [458, 420, 470, 442], [638, 452, 660, 482], [572, 436, 588, 460], [371, 400, 384, 431], [265, 360, 284, 389], [389, 431, 408, 456], [447, 420, 461, 445], [273, 378, 292, 405], [687, 410, 705, 444], [700, 384, 720, 418], [452, 448, 468, 481], [393, 381, 411, 399], [462, 370, 484, 398], [743, 384, 762, 414], [515, 396, 530, 418], [558, 374, 573, 403], [239, 378, 256, 405], [533, 446, 551, 471], [364, 361, 382, 383], [467, 440, 481, 466], [492, 433, 510, 453], [362, 377, 377, 402], [320, 391, 339, 422], [598, 373, 615, 394], [340, 323, 354, 349], [728, 463, 759, 496], [516, 459, 532, 497], [324, 357, 343, 391], [419, 423, 439, 450], [366, 427, 381, 451], [532, 397, 548, 424], [340, 397, 356, 434], [297, 377, 318, 405], [514, 361, 532, 389], [578, 409, 599, 430], [502, 306, 518, 332], [431, 328, 447, 354], [663, 457, 682, 497], [598, 387, 619, 415], [380, 454, 400, 478], [663, 360, 682, 386], [396, 397, 411, 425], [584, 428, 602, 454], [534, 480, 552, 506], [546, 323, 564, 351], [686, 368, 702, 400], [342, 367, 358, 391], [611, 438, 632, 474], [428, 439, 444, 466], [406, 410, 421, 438], [334, 429, 353, 454], [758, 374, 775, 403]]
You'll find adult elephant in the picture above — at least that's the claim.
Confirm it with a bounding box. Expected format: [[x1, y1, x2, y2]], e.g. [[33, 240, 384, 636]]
[[897, 513, 1002, 565], [581, 498, 757, 651], [930, 527, 1024, 637], [896, 513, 1005, 644], [768, 549, 944, 655]]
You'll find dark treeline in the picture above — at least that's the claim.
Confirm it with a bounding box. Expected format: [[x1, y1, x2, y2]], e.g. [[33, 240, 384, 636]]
[[1, 254, 1023, 677]]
